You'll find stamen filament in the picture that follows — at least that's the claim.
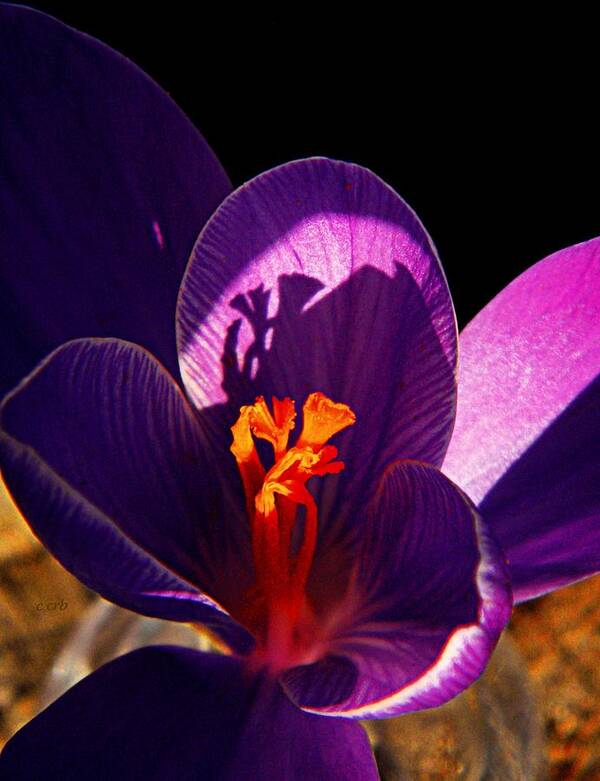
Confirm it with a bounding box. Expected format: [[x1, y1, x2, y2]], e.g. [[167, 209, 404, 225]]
[[276, 495, 297, 582], [230, 392, 356, 667], [289, 486, 318, 600]]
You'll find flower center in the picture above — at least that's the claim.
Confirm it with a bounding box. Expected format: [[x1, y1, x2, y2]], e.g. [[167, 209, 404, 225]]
[[230, 392, 355, 671]]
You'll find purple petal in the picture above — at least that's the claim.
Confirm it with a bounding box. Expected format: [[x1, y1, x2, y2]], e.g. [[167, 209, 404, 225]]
[[0, 646, 378, 780], [282, 462, 511, 718], [443, 237, 600, 602], [0, 339, 253, 653], [0, 5, 230, 394], [177, 158, 457, 497]]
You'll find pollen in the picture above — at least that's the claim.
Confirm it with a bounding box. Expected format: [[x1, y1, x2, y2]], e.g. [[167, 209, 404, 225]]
[[297, 391, 356, 450], [247, 395, 296, 458], [230, 392, 355, 669], [230, 405, 256, 462]]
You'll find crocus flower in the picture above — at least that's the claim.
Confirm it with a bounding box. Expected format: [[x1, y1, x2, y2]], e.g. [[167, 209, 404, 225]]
[[1, 7, 599, 781]]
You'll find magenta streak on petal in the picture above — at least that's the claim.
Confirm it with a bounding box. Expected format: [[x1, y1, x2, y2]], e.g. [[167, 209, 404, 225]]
[[152, 220, 165, 250]]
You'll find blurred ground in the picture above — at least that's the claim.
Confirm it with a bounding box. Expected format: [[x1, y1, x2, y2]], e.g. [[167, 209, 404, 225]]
[[510, 579, 600, 780], [1, 485, 599, 778], [0, 483, 92, 742]]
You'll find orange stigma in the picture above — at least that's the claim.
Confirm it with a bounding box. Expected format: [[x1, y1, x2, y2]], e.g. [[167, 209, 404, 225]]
[[230, 392, 355, 670]]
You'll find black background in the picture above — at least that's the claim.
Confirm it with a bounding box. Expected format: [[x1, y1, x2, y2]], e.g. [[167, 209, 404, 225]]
[[24, 3, 600, 327]]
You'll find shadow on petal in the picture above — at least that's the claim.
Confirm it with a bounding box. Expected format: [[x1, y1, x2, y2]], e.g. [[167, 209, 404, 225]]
[[194, 264, 456, 551]]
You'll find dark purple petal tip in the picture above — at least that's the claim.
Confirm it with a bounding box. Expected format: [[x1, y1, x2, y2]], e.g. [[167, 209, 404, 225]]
[[0, 4, 230, 393], [0, 646, 379, 780]]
